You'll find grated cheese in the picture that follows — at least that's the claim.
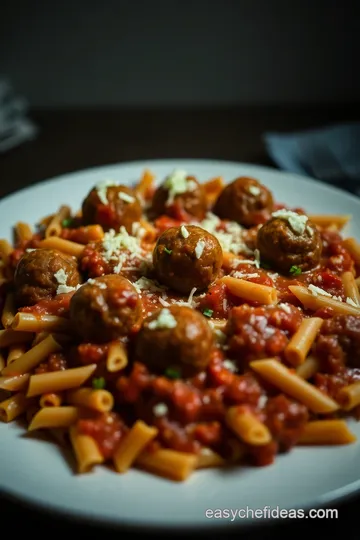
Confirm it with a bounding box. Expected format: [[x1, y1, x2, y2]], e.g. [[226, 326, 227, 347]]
[[254, 249, 261, 269], [223, 359, 237, 372], [101, 227, 143, 263], [308, 284, 332, 298], [148, 308, 177, 330], [194, 212, 252, 256], [278, 303, 292, 314], [163, 169, 196, 205], [95, 179, 118, 205], [133, 277, 166, 294], [258, 395, 268, 408], [159, 296, 170, 307], [153, 402, 168, 417], [181, 225, 189, 239], [272, 209, 308, 235], [195, 240, 205, 259], [346, 297, 360, 307], [248, 185, 261, 196], [118, 191, 135, 204]]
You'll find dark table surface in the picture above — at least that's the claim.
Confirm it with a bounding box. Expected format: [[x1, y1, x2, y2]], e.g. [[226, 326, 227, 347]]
[[1, 105, 360, 538]]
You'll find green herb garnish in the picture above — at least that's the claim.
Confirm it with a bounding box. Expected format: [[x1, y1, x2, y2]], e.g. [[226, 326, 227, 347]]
[[165, 367, 181, 379], [62, 218, 74, 228], [203, 308, 213, 318], [92, 376, 106, 389], [164, 247, 172, 255], [261, 262, 271, 269], [289, 265, 302, 276]]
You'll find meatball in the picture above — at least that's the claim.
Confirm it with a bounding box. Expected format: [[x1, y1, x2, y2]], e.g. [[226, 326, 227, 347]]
[[150, 170, 207, 220], [82, 182, 142, 233], [135, 305, 214, 376], [257, 211, 322, 273], [70, 275, 142, 342], [14, 249, 81, 307], [213, 177, 274, 227], [153, 225, 223, 294]]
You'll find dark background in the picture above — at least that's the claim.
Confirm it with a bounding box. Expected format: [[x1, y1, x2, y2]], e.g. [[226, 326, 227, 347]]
[[1, 0, 360, 537]]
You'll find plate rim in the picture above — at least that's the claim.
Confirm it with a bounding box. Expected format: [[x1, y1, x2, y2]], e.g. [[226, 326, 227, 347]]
[[1, 157, 360, 531]]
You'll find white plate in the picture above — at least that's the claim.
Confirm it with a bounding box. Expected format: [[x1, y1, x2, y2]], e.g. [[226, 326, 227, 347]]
[[1, 159, 360, 531]]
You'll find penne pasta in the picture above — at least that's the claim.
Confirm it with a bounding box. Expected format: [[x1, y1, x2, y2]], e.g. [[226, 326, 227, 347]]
[[1, 292, 16, 328], [7, 344, 27, 366], [308, 215, 351, 230], [196, 448, 226, 469], [0, 329, 33, 348], [11, 313, 71, 333], [0, 239, 13, 263], [135, 169, 155, 199], [106, 341, 128, 372], [221, 276, 277, 305], [337, 381, 360, 411], [26, 364, 97, 397], [203, 176, 224, 205], [136, 448, 198, 481], [66, 387, 113, 412], [0, 373, 30, 392], [139, 219, 157, 243], [342, 271, 360, 305], [296, 355, 320, 380], [0, 353, 5, 372], [0, 392, 32, 422], [15, 222, 33, 243], [298, 420, 356, 445], [225, 406, 272, 446], [69, 425, 104, 473], [343, 238, 360, 267], [29, 406, 79, 430], [285, 317, 323, 366], [32, 332, 50, 346], [39, 392, 63, 408], [250, 358, 339, 413], [222, 251, 239, 270], [113, 420, 158, 473], [38, 237, 84, 258], [45, 205, 71, 237], [1, 334, 62, 376], [289, 285, 360, 316]]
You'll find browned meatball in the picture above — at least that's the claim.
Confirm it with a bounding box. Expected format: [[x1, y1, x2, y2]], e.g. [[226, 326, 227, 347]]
[[257, 211, 322, 273], [82, 183, 142, 233], [150, 170, 207, 219], [70, 275, 142, 343], [153, 225, 223, 294], [213, 177, 274, 227], [14, 249, 81, 307], [135, 305, 214, 376]]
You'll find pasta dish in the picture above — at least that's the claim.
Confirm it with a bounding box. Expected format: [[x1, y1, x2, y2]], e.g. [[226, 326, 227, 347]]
[[0, 169, 359, 481]]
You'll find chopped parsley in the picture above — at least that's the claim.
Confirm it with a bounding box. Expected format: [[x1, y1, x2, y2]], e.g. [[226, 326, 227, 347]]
[[164, 247, 172, 255], [164, 367, 181, 379], [62, 218, 74, 228], [261, 262, 271, 269], [289, 265, 302, 276], [203, 308, 213, 318], [92, 377, 106, 389]]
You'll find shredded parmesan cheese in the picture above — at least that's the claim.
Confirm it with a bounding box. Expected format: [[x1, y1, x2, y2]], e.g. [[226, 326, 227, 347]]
[[148, 308, 177, 330], [195, 240, 205, 259], [153, 402, 168, 417], [248, 185, 261, 196], [272, 209, 308, 235], [163, 169, 196, 205], [194, 212, 251, 256], [278, 303, 292, 314], [181, 225, 189, 238], [308, 284, 332, 298], [96, 179, 118, 205], [118, 191, 135, 203], [223, 359, 237, 372]]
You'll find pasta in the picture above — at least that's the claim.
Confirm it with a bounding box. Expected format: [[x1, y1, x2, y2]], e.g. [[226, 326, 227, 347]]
[[221, 276, 277, 305], [285, 317, 323, 366], [1, 169, 360, 481]]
